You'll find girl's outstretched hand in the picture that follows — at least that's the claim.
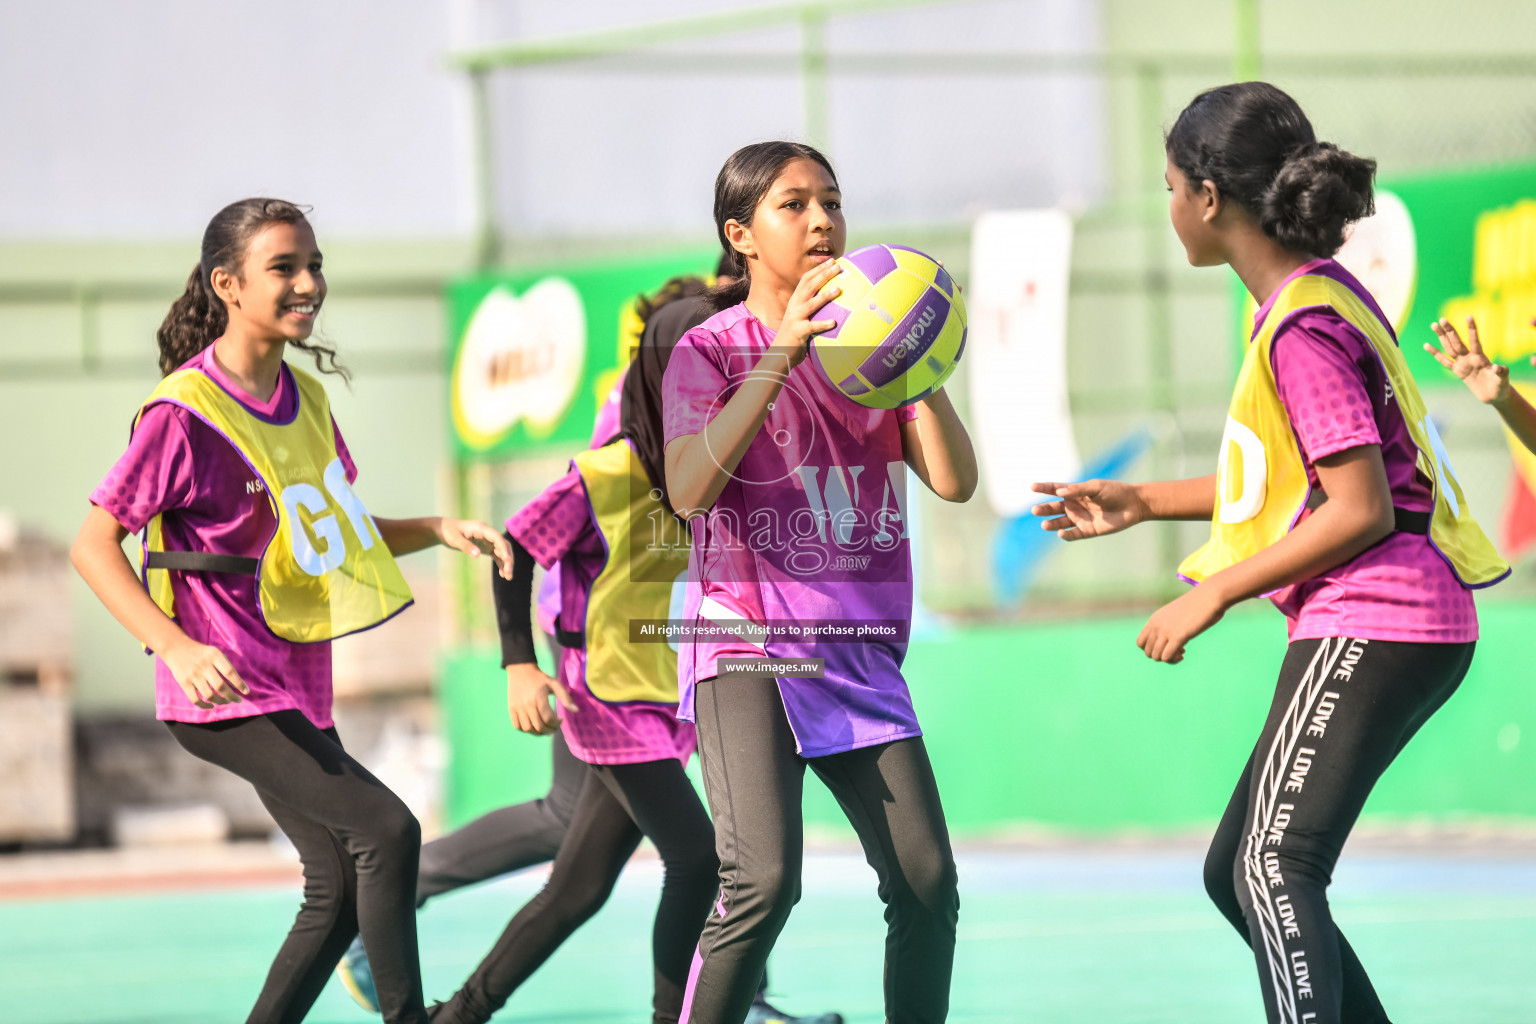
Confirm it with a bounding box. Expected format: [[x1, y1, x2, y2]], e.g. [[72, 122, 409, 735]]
[[160, 636, 250, 708], [438, 518, 515, 579], [768, 260, 843, 370], [1030, 479, 1150, 541], [506, 663, 577, 735], [1136, 586, 1227, 664], [1426, 316, 1511, 405]]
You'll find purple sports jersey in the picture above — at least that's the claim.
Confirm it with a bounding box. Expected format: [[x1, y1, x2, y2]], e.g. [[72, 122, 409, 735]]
[[508, 449, 697, 766], [663, 303, 923, 758], [90, 347, 357, 727], [1265, 258, 1478, 643]]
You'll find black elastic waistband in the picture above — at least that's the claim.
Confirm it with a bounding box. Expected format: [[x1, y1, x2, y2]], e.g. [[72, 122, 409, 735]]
[[1306, 491, 1430, 536], [144, 551, 259, 574], [1393, 507, 1430, 536], [554, 625, 586, 649]]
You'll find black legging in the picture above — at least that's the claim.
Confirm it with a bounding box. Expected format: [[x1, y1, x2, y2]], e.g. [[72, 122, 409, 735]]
[[1204, 637, 1475, 1024], [166, 710, 427, 1024], [430, 757, 718, 1024], [413, 728, 785, 1006], [684, 673, 959, 1024], [415, 727, 587, 906]]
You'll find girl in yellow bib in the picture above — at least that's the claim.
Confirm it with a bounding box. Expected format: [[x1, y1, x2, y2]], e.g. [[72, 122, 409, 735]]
[[1033, 84, 1506, 1024], [71, 198, 511, 1024]]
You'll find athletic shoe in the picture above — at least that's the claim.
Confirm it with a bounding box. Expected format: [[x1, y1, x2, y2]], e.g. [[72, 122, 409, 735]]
[[745, 999, 844, 1024], [334, 935, 380, 1014]]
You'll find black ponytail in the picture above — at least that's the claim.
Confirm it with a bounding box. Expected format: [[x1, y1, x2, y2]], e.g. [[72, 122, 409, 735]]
[[158, 263, 227, 376], [634, 274, 710, 328], [155, 197, 349, 380], [1165, 82, 1376, 258], [706, 141, 839, 312]]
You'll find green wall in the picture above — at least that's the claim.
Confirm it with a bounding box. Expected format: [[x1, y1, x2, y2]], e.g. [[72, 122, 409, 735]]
[[440, 601, 1536, 836]]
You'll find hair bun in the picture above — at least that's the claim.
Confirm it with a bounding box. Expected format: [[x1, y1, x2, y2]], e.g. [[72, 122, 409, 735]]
[[1259, 141, 1377, 257]]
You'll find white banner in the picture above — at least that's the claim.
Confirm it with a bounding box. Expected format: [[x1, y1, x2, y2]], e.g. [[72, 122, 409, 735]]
[[1334, 189, 1417, 331], [967, 209, 1079, 518]]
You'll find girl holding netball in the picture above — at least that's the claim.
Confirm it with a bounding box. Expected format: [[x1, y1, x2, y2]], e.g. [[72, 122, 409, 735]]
[[71, 198, 511, 1024], [664, 141, 976, 1024], [1034, 83, 1507, 1024]]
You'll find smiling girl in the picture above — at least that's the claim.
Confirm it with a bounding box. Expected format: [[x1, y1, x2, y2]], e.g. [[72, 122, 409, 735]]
[[71, 198, 511, 1024], [1032, 85, 1507, 1023], [663, 141, 976, 1024]]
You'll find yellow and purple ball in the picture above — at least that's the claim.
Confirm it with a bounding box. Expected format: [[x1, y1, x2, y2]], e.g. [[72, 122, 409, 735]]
[[811, 243, 968, 409]]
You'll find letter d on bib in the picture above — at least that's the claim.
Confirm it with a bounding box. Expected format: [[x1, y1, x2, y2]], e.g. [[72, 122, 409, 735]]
[[1218, 415, 1267, 524]]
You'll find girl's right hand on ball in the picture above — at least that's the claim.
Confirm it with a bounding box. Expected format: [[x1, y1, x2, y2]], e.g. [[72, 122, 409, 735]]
[[161, 637, 249, 708], [1030, 479, 1149, 540], [768, 260, 843, 369], [507, 663, 577, 736]]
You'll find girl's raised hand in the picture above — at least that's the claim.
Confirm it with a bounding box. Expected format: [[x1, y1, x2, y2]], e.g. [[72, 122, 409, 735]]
[[160, 636, 249, 708], [506, 662, 577, 735], [1030, 479, 1149, 541], [1426, 316, 1510, 405], [769, 260, 843, 369], [438, 518, 515, 579]]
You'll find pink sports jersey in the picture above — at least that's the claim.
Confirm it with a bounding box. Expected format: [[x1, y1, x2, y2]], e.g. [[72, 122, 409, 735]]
[[90, 346, 358, 727], [507, 450, 696, 767], [663, 303, 923, 758], [1264, 258, 1478, 643]]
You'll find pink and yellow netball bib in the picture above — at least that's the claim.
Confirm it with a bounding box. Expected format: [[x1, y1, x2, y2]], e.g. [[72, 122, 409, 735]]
[[137, 365, 413, 643], [1180, 274, 1508, 589]]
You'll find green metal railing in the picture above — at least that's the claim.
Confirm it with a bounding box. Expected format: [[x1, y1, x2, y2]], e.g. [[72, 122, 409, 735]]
[[441, 0, 1536, 272], [449, 0, 980, 267]]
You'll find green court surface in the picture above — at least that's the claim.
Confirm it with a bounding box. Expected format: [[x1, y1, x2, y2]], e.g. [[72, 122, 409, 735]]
[[4, 846, 1535, 1023]]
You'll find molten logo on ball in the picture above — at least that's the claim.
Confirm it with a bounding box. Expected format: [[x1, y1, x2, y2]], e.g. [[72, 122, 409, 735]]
[[810, 243, 967, 409], [882, 304, 938, 370]]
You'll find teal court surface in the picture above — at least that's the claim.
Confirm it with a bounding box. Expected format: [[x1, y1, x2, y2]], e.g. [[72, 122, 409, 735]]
[[4, 843, 1536, 1023]]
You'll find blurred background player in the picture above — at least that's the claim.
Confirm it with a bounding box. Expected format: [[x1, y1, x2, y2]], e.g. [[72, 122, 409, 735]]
[[430, 280, 714, 1024], [71, 198, 513, 1024], [339, 256, 843, 1024], [1033, 82, 1508, 1024]]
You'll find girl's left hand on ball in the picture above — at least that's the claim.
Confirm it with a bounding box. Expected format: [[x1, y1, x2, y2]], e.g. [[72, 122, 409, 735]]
[[439, 518, 514, 579], [1137, 586, 1227, 664]]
